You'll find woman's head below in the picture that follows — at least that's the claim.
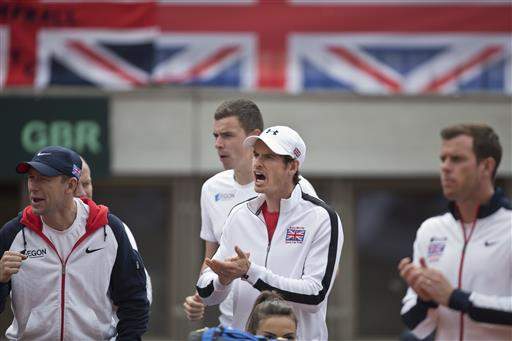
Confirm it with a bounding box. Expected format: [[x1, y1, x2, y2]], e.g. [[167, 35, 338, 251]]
[[246, 291, 297, 340]]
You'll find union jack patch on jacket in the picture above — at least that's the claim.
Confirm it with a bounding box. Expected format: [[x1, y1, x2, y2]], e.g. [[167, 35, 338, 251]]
[[286, 227, 306, 244]]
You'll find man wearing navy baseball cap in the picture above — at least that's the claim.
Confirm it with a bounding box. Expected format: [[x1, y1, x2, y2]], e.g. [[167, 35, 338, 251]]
[[0, 146, 149, 340]]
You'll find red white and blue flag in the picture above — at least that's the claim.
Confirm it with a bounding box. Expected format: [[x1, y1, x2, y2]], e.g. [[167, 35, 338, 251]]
[[286, 227, 306, 244], [36, 28, 157, 89], [1, 0, 511, 94], [153, 33, 256, 89], [289, 34, 511, 94]]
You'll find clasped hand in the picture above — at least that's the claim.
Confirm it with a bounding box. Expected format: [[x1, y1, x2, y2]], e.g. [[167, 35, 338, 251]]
[[204, 246, 250, 286], [398, 256, 454, 306]]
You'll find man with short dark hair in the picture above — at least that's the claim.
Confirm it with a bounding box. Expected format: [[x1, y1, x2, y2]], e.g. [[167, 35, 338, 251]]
[[0, 146, 149, 340], [183, 99, 317, 326], [399, 124, 512, 339], [196, 126, 343, 340]]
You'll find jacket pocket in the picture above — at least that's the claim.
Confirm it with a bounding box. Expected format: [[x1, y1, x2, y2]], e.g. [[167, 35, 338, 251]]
[[22, 305, 58, 340], [66, 305, 113, 340]]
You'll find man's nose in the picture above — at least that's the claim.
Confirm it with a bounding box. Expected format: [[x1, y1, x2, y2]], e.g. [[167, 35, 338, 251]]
[[214, 137, 223, 149], [253, 155, 261, 166], [441, 159, 451, 173]]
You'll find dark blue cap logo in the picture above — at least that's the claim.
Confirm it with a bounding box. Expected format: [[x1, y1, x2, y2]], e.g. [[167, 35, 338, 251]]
[[16, 146, 82, 179]]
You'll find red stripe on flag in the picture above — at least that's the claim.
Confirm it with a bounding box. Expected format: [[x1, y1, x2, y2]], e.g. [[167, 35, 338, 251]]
[[158, 5, 512, 32], [329, 46, 401, 93], [422, 46, 503, 93], [154, 46, 239, 84], [67, 41, 145, 86]]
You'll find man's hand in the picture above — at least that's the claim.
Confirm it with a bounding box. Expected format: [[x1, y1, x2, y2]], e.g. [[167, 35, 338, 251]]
[[183, 293, 205, 321], [204, 246, 251, 286], [418, 267, 454, 306], [0, 251, 27, 283], [398, 257, 432, 301]]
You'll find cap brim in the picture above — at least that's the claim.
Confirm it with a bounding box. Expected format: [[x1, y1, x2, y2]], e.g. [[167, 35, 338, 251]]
[[16, 161, 62, 177], [243, 135, 291, 157]]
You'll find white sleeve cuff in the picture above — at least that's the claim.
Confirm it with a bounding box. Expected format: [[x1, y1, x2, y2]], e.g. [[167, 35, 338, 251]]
[[214, 277, 231, 291], [245, 262, 265, 285]]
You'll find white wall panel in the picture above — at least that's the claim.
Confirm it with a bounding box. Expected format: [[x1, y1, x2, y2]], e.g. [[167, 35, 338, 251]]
[[110, 90, 511, 176]]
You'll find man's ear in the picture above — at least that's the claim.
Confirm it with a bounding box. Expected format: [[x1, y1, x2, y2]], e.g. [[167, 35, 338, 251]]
[[249, 129, 261, 136], [289, 159, 299, 174], [481, 157, 496, 178], [67, 178, 79, 194]]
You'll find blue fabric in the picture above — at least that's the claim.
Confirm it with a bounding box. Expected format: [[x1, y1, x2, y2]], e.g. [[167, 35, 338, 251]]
[[200, 327, 267, 341]]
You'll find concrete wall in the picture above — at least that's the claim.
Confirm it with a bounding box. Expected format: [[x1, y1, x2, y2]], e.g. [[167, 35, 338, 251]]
[[109, 89, 512, 176]]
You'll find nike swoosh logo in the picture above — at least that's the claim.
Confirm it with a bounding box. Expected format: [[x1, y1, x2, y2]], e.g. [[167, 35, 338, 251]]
[[484, 241, 498, 247], [37, 152, 51, 156], [85, 247, 104, 254]]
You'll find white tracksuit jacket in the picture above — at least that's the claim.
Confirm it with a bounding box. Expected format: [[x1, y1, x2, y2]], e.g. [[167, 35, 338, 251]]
[[401, 188, 512, 340], [196, 185, 344, 341], [0, 199, 149, 340]]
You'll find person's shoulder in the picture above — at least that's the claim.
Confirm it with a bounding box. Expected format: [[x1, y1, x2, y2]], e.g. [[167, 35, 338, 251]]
[[488, 206, 512, 226], [301, 192, 330, 211], [0, 213, 24, 249], [106, 212, 125, 232], [300, 192, 339, 224], [227, 196, 256, 219], [298, 175, 317, 197], [1, 214, 23, 233], [202, 170, 234, 190], [205, 169, 234, 184], [417, 212, 452, 235]]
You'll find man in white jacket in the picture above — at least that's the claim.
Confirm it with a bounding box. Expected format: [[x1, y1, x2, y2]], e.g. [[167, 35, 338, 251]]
[[399, 124, 511, 340], [196, 126, 343, 340], [0, 146, 149, 340], [183, 99, 316, 326]]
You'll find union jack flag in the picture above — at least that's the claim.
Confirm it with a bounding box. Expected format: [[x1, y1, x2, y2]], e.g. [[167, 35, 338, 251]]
[[289, 34, 511, 94], [36, 28, 157, 89], [1, 0, 511, 94], [286, 227, 306, 244], [153, 33, 256, 89]]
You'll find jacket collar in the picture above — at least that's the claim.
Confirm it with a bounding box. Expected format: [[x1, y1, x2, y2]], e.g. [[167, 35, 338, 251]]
[[448, 187, 511, 220], [248, 184, 303, 215], [21, 197, 109, 232]]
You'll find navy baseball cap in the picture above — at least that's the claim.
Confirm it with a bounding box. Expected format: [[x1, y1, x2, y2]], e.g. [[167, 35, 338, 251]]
[[16, 146, 82, 179]]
